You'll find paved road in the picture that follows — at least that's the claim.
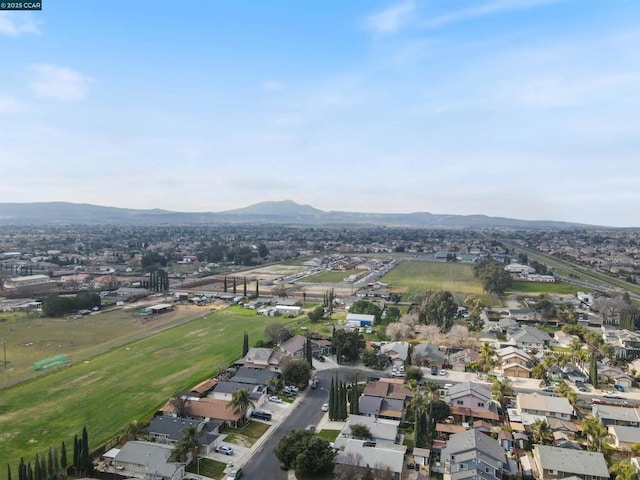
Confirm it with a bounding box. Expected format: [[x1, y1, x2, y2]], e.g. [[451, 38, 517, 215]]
[[240, 368, 359, 479]]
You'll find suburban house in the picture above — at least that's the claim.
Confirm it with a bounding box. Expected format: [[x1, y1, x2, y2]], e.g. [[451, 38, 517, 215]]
[[210, 381, 266, 406], [608, 425, 640, 450], [279, 335, 331, 359], [553, 330, 580, 347], [596, 363, 633, 388], [592, 404, 640, 427], [358, 395, 404, 420], [334, 439, 406, 480], [516, 393, 573, 420], [229, 366, 280, 388], [532, 444, 609, 480], [412, 343, 446, 368], [448, 382, 494, 411], [449, 348, 479, 372], [379, 341, 410, 367], [113, 441, 185, 480], [160, 397, 243, 428], [437, 428, 514, 480], [497, 346, 533, 378], [188, 378, 218, 397], [602, 328, 640, 360], [363, 378, 411, 402], [147, 417, 220, 454], [546, 417, 579, 440], [334, 414, 401, 446], [235, 347, 288, 371], [507, 326, 552, 350]]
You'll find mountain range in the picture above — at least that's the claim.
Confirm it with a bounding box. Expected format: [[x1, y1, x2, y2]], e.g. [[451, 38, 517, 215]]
[[0, 200, 601, 229]]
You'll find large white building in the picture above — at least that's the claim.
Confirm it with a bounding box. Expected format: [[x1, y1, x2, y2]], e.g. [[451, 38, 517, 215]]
[[4, 275, 51, 289]]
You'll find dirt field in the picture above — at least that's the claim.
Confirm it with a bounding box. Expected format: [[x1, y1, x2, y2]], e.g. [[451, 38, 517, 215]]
[[0, 302, 224, 388]]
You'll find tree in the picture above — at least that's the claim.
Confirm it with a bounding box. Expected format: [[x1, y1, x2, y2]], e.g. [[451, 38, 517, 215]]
[[430, 400, 451, 423], [169, 391, 190, 418], [590, 352, 599, 388], [172, 424, 200, 462], [610, 460, 638, 480], [448, 324, 470, 348], [582, 416, 607, 451], [60, 441, 67, 472], [264, 323, 292, 344], [464, 295, 486, 331], [491, 378, 514, 410], [350, 424, 372, 440], [281, 358, 311, 389], [227, 388, 255, 422], [529, 419, 553, 444], [405, 366, 423, 383], [308, 306, 324, 323], [474, 259, 512, 294], [255, 279, 259, 298], [478, 342, 496, 373], [329, 376, 336, 420], [258, 243, 269, 258], [386, 322, 411, 341], [242, 331, 249, 357], [274, 429, 335, 474], [123, 420, 144, 440], [331, 329, 365, 362], [81, 426, 90, 473], [304, 336, 313, 367], [243, 277, 247, 297], [417, 290, 458, 331]]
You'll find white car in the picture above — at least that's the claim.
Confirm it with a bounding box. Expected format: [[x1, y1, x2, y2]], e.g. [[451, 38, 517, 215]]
[[269, 395, 284, 403], [443, 383, 453, 389], [439, 370, 448, 376], [603, 391, 622, 399], [322, 403, 329, 412], [215, 445, 234, 455]]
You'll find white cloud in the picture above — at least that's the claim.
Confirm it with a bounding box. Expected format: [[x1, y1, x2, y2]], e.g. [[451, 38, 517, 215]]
[[0, 12, 40, 36], [0, 96, 27, 115], [423, 0, 561, 28], [364, 1, 415, 34], [260, 81, 284, 91], [29, 64, 93, 101]]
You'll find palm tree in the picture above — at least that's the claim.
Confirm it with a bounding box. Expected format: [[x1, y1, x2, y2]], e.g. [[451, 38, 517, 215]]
[[555, 384, 578, 410], [491, 378, 513, 410], [227, 388, 256, 425], [123, 420, 144, 440], [529, 419, 553, 445], [479, 343, 495, 373], [266, 376, 279, 394], [582, 416, 607, 451], [423, 381, 441, 402], [172, 424, 200, 463], [610, 460, 639, 480]]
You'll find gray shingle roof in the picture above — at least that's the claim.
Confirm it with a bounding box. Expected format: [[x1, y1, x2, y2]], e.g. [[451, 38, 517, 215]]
[[441, 428, 508, 466], [534, 445, 609, 478]]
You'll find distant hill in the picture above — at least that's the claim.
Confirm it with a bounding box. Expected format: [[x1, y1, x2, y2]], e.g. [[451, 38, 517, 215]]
[[0, 200, 601, 228]]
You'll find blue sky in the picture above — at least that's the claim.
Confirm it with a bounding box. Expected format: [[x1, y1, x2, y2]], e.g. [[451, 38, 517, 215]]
[[1, 1, 639, 227]]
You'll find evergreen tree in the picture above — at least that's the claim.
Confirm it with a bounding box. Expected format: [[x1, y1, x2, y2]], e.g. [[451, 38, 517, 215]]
[[224, 276, 228, 292], [60, 442, 67, 472], [414, 410, 426, 448], [243, 277, 247, 297], [7, 463, 12, 480], [255, 280, 259, 298], [233, 277, 237, 294], [73, 435, 79, 470], [26, 463, 32, 480], [329, 377, 336, 420], [590, 353, 599, 388], [242, 331, 249, 357], [81, 426, 90, 473], [52, 447, 59, 476], [305, 336, 313, 367], [47, 448, 53, 479]]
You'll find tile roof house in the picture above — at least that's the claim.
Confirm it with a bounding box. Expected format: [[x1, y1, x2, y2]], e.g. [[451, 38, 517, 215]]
[[147, 416, 220, 454], [517, 393, 573, 420], [532, 444, 609, 480], [160, 397, 243, 428], [335, 438, 407, 480], [113, 441, 185, 480], [363, 378, 411, 401], [438, 428, 514, 480]]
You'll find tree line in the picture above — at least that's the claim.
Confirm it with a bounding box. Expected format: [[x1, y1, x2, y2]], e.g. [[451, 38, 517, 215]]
[[42, 292, 101, 317]]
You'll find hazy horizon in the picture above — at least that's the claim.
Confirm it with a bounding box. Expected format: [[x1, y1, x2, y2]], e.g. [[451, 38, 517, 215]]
[[1, 1, 639, 227]]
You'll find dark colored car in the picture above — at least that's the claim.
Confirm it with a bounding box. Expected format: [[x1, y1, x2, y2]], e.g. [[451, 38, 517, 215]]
[[250, 410, 272, 421], [430, 366, 438, 375], [317, 356, 325, 362]]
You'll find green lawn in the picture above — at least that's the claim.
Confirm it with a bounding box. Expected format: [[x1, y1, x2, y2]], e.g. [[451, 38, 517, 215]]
[[507, 281, 580, 295], [303, 270, 362, 283], [317, 429, 340, 442], [223, 420, 271, 446], [380, 261, 499, 305], [0, 306, 296, 467], [186, 458, 228, 479]]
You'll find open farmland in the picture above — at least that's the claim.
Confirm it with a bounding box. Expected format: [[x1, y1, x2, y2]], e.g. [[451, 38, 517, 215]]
[[507, 281, 581, 295], [0, 305, 298, 466], [0, 303, 220, 388], [380, 260, 498, 304], [303, 269, 361, 283]]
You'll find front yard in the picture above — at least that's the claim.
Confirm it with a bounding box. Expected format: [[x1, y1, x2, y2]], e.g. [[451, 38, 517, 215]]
[[222, 420, 271, 447]]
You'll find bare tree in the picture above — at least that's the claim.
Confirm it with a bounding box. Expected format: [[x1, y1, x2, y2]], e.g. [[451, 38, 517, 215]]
[[168, 391, 190, 418], [447, 324, 470, 348], [592, 296, 627, 325], [400, 313, 419, 330], [334, 452, 363, 480], [264, 322, 292, 344], [422, 325, 442, 345], [386, 322, 412, 341]]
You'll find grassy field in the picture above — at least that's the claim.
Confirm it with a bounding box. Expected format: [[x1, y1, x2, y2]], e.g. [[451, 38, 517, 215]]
[[0, 304, 215, 388], [222, 420, 271, 447], [303, 270, 361, 283], [380, 261, 498, 305], [317, 429, 340, 442], [507, 281, 581, 295], [186, 458, 227, 479], [0, 306, 297, 467]]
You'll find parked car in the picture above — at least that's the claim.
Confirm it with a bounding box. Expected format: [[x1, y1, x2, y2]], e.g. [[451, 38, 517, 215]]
[[250, 410, 272, 421], [604, 391, 622, 399], [269, 395, 283, 403], [614, 384, 625, 392], [430, 366, 438, 375], [439, 370, 448, 376], [305, 424, 316, 432], [317, 356, 325, 362], [443, 383, 453, 389], [215, 445, 234, 455], [227, 468, 242, 479], [322, 403, 329, 412]]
